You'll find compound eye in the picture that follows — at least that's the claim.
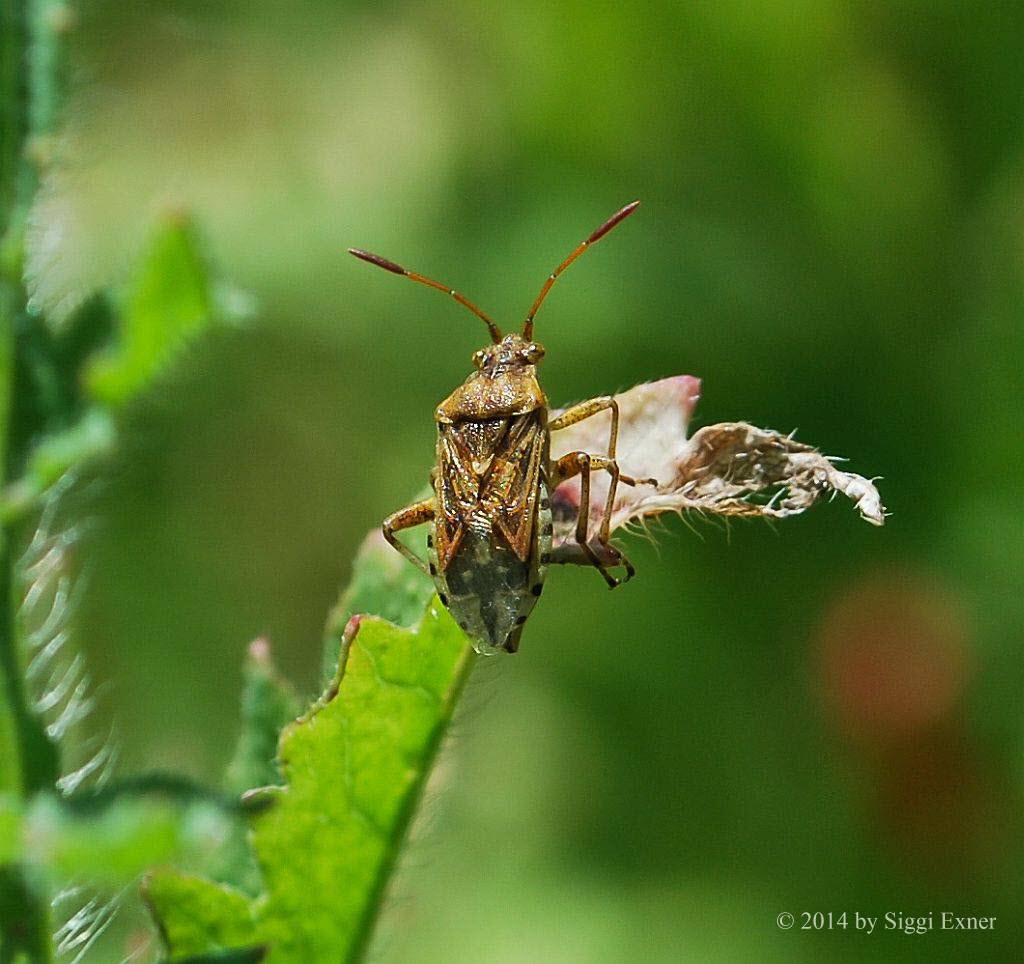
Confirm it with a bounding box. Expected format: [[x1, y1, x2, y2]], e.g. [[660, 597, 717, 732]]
[[472, 350, 486, 368], [524, 343, 545, 363]]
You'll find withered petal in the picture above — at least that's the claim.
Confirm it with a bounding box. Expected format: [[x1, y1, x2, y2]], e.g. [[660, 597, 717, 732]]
[[549, 376, 885, 547]]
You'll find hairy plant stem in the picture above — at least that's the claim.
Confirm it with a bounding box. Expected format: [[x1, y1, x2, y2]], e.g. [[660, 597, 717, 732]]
[[0, 0, 72, 957]]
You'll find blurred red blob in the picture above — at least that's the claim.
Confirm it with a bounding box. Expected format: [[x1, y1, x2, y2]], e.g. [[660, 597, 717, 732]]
[[817, 570, 971, 743], [815, 570, 1010, 872]]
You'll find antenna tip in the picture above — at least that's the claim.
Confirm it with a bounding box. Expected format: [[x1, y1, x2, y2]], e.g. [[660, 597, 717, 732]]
[[348, 248, 406, 275], [587, 200, 641, 244]]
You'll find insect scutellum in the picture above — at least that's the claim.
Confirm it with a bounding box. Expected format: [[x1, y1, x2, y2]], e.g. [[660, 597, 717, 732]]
[[351, 200, 655, 655]]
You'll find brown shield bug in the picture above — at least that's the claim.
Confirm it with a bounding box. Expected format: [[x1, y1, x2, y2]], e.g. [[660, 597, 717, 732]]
[[349, 201, 656, 655]]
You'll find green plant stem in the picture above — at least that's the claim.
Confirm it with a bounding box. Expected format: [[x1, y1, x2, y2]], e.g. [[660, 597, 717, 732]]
[[0, 0, 71, 959], [1, 0, 29, 237], [65, 772, 261, 818], [26, 0, 68, 143]]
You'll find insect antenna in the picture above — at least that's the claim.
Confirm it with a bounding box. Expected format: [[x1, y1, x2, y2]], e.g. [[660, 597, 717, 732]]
[[348, 247, 502, 343], [523, 200, 640, 339]]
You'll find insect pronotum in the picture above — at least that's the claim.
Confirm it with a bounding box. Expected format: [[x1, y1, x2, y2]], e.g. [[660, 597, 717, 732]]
[[349, 201, 657, 655]]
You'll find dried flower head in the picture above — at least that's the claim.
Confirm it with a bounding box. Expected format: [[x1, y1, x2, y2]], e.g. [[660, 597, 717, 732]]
[[549, 375, 884, 550]]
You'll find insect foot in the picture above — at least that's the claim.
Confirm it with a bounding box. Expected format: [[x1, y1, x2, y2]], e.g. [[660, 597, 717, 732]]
[[615, 471, 660, 489], [600, 542, 636, 588]]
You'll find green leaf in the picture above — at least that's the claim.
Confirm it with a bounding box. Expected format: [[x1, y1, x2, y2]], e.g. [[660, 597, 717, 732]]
[[0, 595, 22, 798], [0, 408, 115, 525], [224, 640, 300, 799], [86, 212, 212, 407], [177, 950, 267, 964], [321, 530, 435, 684], [0, 791, 239, 888], [0, 795, 19, 864], [211, 640, 300, 894], [144, 873, 258, 957], [148, 594, 474, 962]]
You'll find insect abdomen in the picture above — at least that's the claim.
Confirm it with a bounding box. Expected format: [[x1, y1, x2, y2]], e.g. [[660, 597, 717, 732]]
[[429, 483, 552, 655]]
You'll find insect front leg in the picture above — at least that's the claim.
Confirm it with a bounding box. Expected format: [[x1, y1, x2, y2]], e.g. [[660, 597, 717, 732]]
[[550, 451, 636, 588], [382, 499, 435, 577], [550, 395, 658, 479], [550, 396, 623, 458]]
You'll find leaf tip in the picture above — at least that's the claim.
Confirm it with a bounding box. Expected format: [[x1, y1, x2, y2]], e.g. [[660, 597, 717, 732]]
[[247, 636, 272, 665], [156, 200, 194, 229], [239, 785, 281, 814], [343, 613, 363, 641]]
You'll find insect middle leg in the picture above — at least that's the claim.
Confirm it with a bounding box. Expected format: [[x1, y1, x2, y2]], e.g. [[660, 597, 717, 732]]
[[550, 396, 657, 530], [382, 499, 435, 577], [550, 451, 643, 588]]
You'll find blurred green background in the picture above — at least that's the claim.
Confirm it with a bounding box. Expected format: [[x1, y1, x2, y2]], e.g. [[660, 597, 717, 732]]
[[30, 0, 1024, 959]]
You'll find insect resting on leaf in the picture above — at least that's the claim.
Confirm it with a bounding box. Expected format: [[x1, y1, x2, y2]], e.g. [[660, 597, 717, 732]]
[[348, 201, 657, 656]]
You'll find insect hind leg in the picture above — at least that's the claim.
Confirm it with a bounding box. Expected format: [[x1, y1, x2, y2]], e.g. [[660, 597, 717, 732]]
[[382, 499, 435, 577], [550, 451, 642, 588]]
